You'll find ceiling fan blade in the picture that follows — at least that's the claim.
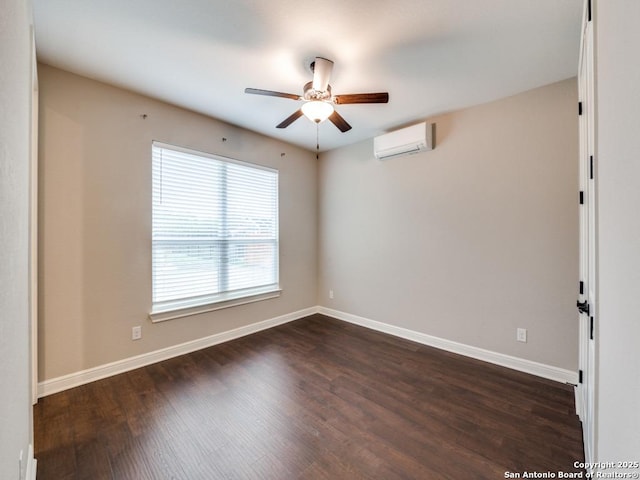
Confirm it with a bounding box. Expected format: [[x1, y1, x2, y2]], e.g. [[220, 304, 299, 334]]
[[333, 92, 389, 104], [245, 88, 301, 101], [312, 57, 334, 92], [328, 111, 352, 132], [276, 109, 304, 129]]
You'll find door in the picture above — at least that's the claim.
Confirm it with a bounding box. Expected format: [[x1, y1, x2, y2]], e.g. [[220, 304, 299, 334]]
[[577, 0, 595, 464]]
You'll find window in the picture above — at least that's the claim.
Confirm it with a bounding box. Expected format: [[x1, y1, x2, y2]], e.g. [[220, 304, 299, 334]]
[[151, 142, 279, 319]]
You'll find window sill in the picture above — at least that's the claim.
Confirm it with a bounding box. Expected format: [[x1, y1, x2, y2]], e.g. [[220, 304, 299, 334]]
[[149, 287, 282, 323]]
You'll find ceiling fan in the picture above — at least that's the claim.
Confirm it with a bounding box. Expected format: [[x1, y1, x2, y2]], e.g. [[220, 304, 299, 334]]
[[245, 57, 389, 133]]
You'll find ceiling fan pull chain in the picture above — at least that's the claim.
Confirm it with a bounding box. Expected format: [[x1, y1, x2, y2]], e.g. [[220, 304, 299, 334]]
[[316, 123, 320, 160]]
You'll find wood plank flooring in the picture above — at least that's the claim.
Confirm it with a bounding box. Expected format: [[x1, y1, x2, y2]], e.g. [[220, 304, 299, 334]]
[[34, 314, 584, 479]]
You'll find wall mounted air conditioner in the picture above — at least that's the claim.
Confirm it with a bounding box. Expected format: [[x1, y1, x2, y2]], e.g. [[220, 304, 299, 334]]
[[373, 122, 433, 160]]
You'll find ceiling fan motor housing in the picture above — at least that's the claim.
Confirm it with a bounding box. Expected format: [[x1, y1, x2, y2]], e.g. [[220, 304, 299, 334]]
[[303, 82, 332, 101]]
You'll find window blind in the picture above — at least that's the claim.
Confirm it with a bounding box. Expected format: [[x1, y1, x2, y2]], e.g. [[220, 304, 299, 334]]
[[152, 142, 279, 313]]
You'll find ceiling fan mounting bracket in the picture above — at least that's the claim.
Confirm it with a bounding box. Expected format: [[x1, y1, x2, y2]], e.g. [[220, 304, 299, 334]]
[[308, 58, 328, 74]]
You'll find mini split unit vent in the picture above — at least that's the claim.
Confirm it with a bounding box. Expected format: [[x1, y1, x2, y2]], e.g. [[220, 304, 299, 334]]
[[373, 122, 433, 160]]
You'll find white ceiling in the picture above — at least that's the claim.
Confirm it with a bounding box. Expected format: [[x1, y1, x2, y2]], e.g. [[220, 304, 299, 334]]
[[33, 0, 583, 152]]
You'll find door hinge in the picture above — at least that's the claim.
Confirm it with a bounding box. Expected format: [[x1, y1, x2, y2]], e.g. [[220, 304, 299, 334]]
[[590, 316, 594, 340], [577, 300, 590, 315], [588, 0, 592, 22], [579, 370, 583, 384], [578, 102, 583, 116], [579, 281, 584, 295], [579, 191, 584, 205], [590, 155, 594, 179]]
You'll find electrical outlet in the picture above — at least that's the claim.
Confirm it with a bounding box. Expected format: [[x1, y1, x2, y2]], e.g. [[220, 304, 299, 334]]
[[132, 326, 142, 341], [517, 328, 527, 343], [329, 289, 334, 299]]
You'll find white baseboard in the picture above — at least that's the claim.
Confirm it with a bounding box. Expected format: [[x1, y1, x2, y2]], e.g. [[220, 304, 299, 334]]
[[25, 444, 36, 480], [37, 306, 318, 398], [38, 305, 577, 397], [318, 306, 578, 385]]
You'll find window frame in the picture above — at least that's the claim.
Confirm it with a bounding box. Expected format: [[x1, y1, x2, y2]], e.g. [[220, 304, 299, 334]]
[[149, 141, 280, 323]]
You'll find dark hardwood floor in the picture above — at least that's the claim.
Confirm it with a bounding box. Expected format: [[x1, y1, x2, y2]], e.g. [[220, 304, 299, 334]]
[[35, 314, 584, 479]]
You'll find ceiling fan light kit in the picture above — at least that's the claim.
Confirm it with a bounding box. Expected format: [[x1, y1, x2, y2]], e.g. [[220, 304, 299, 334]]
[[301, 100, 334, 123], [245, 56, 389, 133]]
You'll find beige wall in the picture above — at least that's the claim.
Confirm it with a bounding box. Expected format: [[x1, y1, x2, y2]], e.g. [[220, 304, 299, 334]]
[[38, 64, 318, 381], [39, 65, 578, 382], [318, 78, 579, 370]]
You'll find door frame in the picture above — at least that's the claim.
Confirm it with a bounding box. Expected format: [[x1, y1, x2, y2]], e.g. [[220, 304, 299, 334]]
[[576, 0, 595, 465], [30, 24, 39, 405]]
